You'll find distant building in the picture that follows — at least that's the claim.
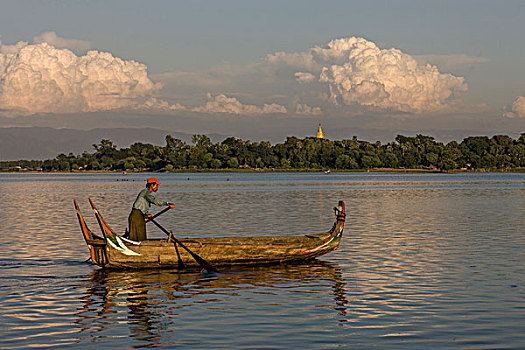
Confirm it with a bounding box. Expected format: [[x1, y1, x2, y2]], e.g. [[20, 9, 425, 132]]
[[316, 123, 324, 139]]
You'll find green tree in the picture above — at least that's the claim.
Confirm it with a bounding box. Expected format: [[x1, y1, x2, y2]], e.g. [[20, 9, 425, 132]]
[[192, 134, 212, 148], [227, 157, 239, 168], [210, 158, 222, 169]]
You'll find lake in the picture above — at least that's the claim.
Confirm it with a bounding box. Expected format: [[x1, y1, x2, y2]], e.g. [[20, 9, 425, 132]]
[[0, 172, 524, 349]]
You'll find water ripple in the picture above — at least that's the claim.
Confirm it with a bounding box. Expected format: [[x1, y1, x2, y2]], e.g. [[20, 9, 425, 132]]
[[0, 172, 524, 349]]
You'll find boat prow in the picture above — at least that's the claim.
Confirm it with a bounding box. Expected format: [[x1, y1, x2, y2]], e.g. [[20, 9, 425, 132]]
[[74, 199, 346, 270]]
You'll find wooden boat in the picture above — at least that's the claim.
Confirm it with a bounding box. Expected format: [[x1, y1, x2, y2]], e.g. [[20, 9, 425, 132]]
[[74, 198, 345, 270]]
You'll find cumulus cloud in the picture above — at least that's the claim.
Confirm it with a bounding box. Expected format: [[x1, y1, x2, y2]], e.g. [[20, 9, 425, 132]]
[[503, 96, 525, 118], [0, 41, 162, 116], [192, 93, 287, 115], [316, 38, 468, 113], [161, 37, 468, 115], [33, 32, 91, 53], [140, 97, 186, 112], [1, 35, 472, 119], [295, 103, 322, 115], [414, 54, 489, 71], [260, 37, 469, 113]]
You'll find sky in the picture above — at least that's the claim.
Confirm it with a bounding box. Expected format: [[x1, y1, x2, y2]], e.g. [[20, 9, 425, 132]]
[[0, 0, 524, 143]]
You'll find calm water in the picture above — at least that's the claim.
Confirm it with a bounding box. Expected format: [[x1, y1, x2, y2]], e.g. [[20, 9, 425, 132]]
[[0, 172, 524, 349]]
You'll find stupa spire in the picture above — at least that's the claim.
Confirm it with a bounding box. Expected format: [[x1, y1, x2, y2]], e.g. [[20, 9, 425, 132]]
[[316, 122, 324, 139]]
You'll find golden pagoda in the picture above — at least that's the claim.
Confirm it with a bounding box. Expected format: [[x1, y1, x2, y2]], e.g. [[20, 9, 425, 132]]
[[316, 122, 324, 139]]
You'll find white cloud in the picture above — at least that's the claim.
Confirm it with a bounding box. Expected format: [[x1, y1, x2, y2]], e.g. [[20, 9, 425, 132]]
[[413, 54, 488, 71], [33, 32, 90, 53], [0, 41, 162, 116], [294, 72, 316, 83], [0, 35, 472, 118], [503, 96, 525, 118], [139, 97, 187, 112], [192, 93, 287, 115], [316, 37, 468, 113], [295, 103, 322, 115], [0, 41, 28, 55], [264, 51, 320, 71], [163, 37, 469, 115]]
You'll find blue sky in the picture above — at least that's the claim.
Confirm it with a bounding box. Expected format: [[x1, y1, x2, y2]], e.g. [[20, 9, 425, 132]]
[[0, 0, 524, 142]]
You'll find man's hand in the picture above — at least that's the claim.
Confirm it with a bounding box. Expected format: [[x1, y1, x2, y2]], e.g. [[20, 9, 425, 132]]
[[168, 203, 175, 209]]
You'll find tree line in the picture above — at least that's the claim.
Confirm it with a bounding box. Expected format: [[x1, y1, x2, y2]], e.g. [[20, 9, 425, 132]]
[[2, 133, 524, 172]]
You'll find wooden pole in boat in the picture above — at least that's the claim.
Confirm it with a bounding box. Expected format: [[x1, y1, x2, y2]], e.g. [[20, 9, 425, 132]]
[[149, 218, 218, 273], [171, 230, 185, 269]]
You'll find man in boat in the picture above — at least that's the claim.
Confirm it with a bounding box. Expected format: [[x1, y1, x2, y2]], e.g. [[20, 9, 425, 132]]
[[128, 177, 174, 241]]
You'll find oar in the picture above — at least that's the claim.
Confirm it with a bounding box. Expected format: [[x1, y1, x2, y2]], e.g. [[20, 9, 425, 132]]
[[149, 218, 218, 273], [146, 205, 172, 223]]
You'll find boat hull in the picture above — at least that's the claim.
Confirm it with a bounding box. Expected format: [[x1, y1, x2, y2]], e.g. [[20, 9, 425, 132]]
[[75, 200, 345, 270]]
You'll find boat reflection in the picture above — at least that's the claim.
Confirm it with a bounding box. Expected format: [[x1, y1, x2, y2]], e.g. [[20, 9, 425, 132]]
[[75, 261, 348, 345]]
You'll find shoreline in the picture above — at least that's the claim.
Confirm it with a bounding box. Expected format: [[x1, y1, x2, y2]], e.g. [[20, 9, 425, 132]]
[[3, 167, 524, 174]]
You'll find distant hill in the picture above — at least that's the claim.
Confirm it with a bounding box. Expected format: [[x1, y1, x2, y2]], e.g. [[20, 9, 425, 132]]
[[1, 126, 520, 161], [0, 127, 228, 160]]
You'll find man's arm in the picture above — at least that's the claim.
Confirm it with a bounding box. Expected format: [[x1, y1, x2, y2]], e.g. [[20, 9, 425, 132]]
[[145, 191, 167, 207]]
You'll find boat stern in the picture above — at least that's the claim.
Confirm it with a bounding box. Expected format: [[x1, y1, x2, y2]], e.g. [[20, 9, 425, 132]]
[[74, 198, 108, 267]]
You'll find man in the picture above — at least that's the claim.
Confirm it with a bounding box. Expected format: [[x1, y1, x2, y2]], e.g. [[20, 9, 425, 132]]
[[128, 177, 174, 241]]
